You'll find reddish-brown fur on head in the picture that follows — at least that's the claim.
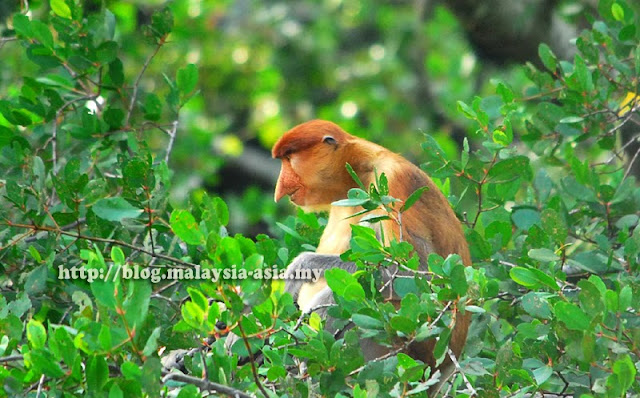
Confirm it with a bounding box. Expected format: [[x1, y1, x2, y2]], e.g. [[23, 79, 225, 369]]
[[272, 119, 471, 265], [272, 120, 351, 159], [272, 120, 374, 210]]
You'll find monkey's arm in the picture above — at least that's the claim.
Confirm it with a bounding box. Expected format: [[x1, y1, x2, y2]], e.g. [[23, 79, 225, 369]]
[[283, 252, 357, 312]]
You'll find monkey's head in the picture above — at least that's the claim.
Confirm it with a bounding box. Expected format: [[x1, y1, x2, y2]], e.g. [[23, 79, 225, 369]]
[[272, 120, 368, 211]]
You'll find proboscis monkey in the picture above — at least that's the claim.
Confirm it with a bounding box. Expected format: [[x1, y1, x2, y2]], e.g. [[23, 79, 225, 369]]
[[273, 120, 472, 386]]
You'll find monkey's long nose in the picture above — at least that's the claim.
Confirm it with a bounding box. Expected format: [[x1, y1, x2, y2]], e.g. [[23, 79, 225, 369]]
[[274, 178, 286, 202], [274, 164, 300, 202]]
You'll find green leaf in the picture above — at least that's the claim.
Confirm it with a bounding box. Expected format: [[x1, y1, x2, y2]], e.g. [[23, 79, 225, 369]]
[[554, 301, 591, 331], [496, 82, 514, 103], [142, 327, 162, 357], [400, 186, 428, 212], [87, 355, 109, 393], [177, 64, 198, 95], [352, 314, 384, 330], [559, 116, 584, 124], [170, 209, 205, 245], [215, 237, 244, 266], [492, 129, 510, 146], [521, 292, 552, 319], [612, 355, 636, 390], [123, 157, 154, 193], [103, 107, 124, 129], [187, 287, 209, 312], [528, 248, 559, 262], [143, 93, 162, 121], [149, 7, 173, 39], [31, 21, 54, 48], [50, 0, 72, 19], [510, 267, 541, 289], [332, 198, 369, 207], [611, 3, 625, 21], [30, 348, 65, 377], [121, 361, 141, 380], [25, 265, 48, 294], [488, 155, 531, 180], [457, 100, 476, 120], [390, 315, 417, 334], [182, 301, 204, 328], [93, 197, 143, 222], [27, 319, 47, 349], [275, 222, 307, 242], [619, 25, 636, 41], [619, 285, 632, 311], [13, 14, 31, 37], [432, 328, 452, 364], [109, 59, 124, 86], [111, 246, 125, 265], [123, 281, 151, 329], [528, 268, 559, 291], [538, 43, 557, 72], [141, 357, 162, 397], [578, 280, 604, 317], [512, 207, 541, 230], [109, 384, 124, 398], [345, 163, 366, 190], [573, 54, 593, 92], [533, 365, 553, 385], [325, 268, 365, 301], [347, 188, 369, 200], [450, 264, 468, 296], [96, 41, 118, 64], [541, 208, 567, 243]]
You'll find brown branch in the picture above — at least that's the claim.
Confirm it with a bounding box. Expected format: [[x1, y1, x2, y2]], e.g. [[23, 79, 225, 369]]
[[236, 321, 270, 398], [125, 38, 166, 127], [162, 372, 254, 398], [0, 355, 24, 363], [447, 348, 476, 395], [470, 151, 500, 229], [5, 222, 195, 268]]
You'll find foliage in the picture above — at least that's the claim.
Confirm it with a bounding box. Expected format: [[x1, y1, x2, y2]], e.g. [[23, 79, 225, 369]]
[[0, 1, 639, 398]]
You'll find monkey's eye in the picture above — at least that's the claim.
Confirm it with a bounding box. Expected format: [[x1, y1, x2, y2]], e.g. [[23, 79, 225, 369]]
[[323, 136, 337, 145]]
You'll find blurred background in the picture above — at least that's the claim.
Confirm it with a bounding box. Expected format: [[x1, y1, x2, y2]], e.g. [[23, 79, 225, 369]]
[[0, 0, 619, 236]]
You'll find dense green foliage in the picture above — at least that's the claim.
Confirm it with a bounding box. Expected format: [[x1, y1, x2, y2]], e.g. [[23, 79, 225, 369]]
[[0, 0, 639, 397]]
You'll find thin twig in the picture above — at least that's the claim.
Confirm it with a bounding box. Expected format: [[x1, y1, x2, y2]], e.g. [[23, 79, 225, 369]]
[[447, 348, 477, 395], [0, 355, 24, 363], [125, 38, 166, 127], [165, 120, 179, 165], [35, 374, 45, 398], [6, 222, 195, 268], [236, 322, 270, 398], [348, 301, 452, 376], [470, 151, 499, 229], [623, 145, 640, 180], [162, 372, 254, 398]]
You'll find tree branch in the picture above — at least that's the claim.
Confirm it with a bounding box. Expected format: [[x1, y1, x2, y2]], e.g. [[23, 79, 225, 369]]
[[162, 372, 254, 398]]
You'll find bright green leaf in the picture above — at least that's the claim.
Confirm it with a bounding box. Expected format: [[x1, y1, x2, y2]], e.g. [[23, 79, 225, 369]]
[[170, 209, 205, 245], [93, 197, 143, 222], [554, 301, 591, 331], [50, 0, 72, 19]]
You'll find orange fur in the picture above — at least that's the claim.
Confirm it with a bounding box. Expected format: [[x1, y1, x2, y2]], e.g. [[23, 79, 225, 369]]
[[273, 120, 470, 265], [273, 119, 471, 371]]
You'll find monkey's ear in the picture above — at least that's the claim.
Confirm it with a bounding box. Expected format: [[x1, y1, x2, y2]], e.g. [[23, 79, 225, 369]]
[[323, 135, 337, 145]]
